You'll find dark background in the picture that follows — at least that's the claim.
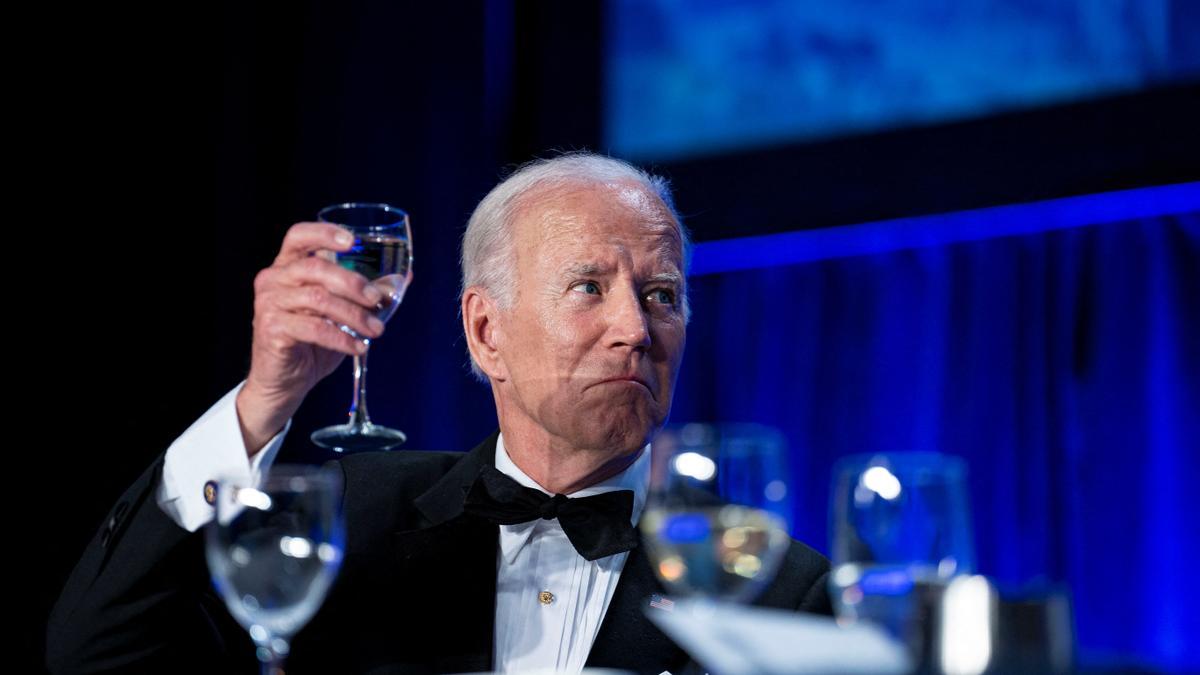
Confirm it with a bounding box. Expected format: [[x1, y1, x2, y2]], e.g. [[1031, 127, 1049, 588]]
[[25, 1, 1199, 672]]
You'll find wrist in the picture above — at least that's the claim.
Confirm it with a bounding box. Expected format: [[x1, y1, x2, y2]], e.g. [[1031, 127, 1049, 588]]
[[236, 380, 299, 457]]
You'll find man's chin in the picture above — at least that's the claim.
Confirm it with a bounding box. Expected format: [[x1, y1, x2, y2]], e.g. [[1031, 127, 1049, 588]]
[[540, 393, 665, 453], [578, 412, 660, 454]]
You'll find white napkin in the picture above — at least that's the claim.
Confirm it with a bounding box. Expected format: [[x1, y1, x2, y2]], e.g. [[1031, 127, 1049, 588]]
[[646, 599, 912, 675]]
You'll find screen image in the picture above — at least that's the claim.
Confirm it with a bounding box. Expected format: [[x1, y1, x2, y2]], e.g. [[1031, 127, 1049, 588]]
[[607, 0, 1199, 161]]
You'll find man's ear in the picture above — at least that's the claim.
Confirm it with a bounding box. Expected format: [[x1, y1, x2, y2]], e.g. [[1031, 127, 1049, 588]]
[[462, 286, 508, 381]]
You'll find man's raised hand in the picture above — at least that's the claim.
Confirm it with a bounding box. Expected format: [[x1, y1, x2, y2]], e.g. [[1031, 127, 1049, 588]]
[[235, 222, 386, 457]]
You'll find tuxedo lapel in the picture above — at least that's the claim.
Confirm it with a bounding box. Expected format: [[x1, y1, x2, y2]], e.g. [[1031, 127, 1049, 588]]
[[386, 433, 691, 674], [585, 535, 689, 674], [388, 432, 501, 674], [409, 431, 499, 526]]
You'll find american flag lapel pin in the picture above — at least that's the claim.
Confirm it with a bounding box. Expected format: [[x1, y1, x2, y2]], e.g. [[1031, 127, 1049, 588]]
[[648, 594, 675, 612]]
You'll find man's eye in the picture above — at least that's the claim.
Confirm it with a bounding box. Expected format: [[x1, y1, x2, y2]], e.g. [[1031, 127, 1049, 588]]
[[572, 281, 601, 295], [647, 289, 675, 305]]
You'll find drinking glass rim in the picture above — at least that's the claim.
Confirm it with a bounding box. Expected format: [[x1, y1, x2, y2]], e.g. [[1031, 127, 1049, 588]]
[[832, 451, 967, 476], [212, 463, 343, 492], [317, 202, 409, 230]]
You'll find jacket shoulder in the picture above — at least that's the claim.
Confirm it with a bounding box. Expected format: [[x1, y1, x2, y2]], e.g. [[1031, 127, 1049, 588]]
[[334, 449, 464, 510], [758, 538, 833, 615]]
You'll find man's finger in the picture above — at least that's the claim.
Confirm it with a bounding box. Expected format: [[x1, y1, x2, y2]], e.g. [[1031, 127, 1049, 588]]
[[263, 311, 368, 357], [268, 285, 385, 339], [270, 255, 385, 310], [274, 222, 355, 266]]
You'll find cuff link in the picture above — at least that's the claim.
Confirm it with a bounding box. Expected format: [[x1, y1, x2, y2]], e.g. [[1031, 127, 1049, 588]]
[[203, 480, 218, 505], [538, 590, 555, 606]]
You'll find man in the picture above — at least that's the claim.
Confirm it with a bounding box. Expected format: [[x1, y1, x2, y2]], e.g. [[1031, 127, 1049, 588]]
[[47, 153, 831, 674]]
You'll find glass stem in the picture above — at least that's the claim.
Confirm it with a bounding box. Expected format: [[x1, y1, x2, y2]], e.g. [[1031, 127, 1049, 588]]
[[256, 638, 288, 675], [348, 339, 371, 427]]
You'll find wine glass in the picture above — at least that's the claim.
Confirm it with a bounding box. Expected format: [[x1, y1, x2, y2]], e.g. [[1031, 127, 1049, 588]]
[[641, 423, 793, 604], [309, 202, 413, 452], [205, 464, 345, 675], [828, 453, 975, 651]]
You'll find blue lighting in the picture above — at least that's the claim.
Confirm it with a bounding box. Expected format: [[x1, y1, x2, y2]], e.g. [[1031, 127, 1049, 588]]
[[660, 513, 712, 543], [690, 182, 1200, 276], [670, 184, 1199, 672], [859, 568, 916, 596]]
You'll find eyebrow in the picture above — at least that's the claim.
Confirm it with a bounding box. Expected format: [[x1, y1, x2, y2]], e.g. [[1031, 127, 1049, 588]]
[[644, 271, 683, 287], [563, 262, 610, 278], [559, 262, 684, 291]]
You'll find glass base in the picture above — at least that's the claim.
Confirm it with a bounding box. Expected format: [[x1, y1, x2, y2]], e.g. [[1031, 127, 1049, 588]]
[[310, 422, 407, 452]]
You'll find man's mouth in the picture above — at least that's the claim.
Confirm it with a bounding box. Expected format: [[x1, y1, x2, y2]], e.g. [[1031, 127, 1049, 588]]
[[596, 375, 655, 398]]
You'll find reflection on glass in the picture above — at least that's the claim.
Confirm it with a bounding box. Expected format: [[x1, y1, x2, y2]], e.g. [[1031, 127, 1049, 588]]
[[643, 423, 793, 604], [205, 465, 344, 675], [829, 452, 975, 653]]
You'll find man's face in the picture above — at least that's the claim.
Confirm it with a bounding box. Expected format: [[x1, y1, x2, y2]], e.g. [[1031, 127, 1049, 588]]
[[493, 180, 686, 455]]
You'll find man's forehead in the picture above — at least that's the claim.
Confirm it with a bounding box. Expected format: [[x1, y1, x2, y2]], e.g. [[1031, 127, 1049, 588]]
[[515, 180, 682, 248]]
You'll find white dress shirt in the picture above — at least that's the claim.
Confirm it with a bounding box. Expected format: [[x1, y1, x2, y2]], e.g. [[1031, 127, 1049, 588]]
[[155, 383, 650, 673], [492, 434, 649, 674], [156, 382, 288, 532]]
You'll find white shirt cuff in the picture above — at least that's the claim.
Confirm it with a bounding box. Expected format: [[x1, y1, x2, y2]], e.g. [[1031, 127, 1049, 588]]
[[156, 381, 290, 532]]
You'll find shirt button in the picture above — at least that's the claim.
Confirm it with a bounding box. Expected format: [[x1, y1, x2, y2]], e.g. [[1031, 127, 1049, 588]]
[[538, 590, 555, 606]]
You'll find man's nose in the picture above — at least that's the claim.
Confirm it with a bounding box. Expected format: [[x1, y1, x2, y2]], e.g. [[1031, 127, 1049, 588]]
[[606, 287, 651, 350]]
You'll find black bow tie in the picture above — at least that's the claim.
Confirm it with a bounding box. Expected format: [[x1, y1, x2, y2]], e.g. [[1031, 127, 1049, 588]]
[[462, 465, 638, 561]]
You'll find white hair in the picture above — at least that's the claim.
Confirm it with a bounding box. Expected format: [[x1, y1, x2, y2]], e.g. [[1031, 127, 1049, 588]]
[[460, 151, 690, 380]]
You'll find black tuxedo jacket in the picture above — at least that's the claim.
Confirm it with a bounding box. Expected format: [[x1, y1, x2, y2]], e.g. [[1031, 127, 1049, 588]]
[[47, 432, 832, 674]]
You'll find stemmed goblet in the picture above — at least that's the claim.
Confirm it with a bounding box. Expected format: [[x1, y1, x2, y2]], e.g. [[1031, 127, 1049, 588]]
[[641, 423, 793, 604], [205, 464, 345, 675], [828, 453, 975, 656], [309, 202, 413, 452]]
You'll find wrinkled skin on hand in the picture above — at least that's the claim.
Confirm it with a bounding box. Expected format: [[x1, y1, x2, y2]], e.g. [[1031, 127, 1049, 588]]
[[236, 221, 388, 456]]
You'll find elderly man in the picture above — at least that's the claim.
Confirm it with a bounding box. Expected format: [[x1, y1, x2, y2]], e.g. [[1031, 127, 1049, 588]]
[[47, 153, 831, 674]]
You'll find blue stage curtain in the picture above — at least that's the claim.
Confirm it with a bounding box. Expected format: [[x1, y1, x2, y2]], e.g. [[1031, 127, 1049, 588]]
[[671, 212, 1199, 671]]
